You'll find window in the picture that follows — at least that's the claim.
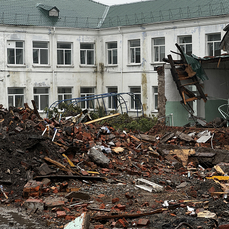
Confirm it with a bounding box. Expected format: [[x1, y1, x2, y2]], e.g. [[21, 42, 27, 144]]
[[58, 87, 72, 108], [57, 43, 72, 65], [153, 87, 158, 111], [80, 43, 94, 65], [8, 88, 24, 107], [107, 42, 117, 65], [129, 39, 141, 64], [178, 36, 192, 56], [34, 88, 49, 111], [80, 87, 95, 109], [207, 34, 221, 56], [33, 41, 49, 64], [153, 38, 165, 62], [130, 87, 141, 110], [7, 41, 24, 65], [108, 87, 118, 109]]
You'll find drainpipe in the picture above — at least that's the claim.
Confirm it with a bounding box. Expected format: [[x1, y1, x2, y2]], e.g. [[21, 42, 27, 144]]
[[118, 27, 123, 93], [52, 27, 55, 104]]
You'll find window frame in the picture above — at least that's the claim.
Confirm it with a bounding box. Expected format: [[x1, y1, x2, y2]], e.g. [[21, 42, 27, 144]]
[[178, 35, 192, 56], [130, 87, 141, 110], [152, 37, 165, 63], [129, 39, 141, 64], [7, 41, 24, 65], [107, 87, 118, 110], [33, 87, 49, 111], [58, 87, 72, 108], [8, 87, 24, 108], [107, 42, 118, 65], [57, 42, 72, 66], [153, 86, 158, 111], [33, 41, 49, 65], [206, 33, 221, 57], [80, 43, 95, 66], [80, 87, 95, 109]]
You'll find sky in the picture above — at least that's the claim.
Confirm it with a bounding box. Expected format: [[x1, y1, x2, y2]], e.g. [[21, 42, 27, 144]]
[[96, 0, 146, 6]]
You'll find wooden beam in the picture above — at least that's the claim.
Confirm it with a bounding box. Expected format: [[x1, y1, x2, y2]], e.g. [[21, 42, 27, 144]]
[[84, 113, 120, 124]]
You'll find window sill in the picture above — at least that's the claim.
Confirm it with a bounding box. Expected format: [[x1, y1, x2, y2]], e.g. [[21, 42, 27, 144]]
[[105, 64, 118, 67], [7, 64, 26, 68], [150, 62, 164, 65], [32, 65, 51, 68], [57, 65, 74, 68], [127, 63, 141, 67], [79, 64, 96, 68]]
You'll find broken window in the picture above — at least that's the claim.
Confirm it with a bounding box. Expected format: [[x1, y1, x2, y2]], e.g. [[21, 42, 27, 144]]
[[130, 87, 141, 110], [107, 42, 117, 65], [8, 88, 24, 108], [58, 87, 72, 108], [33, 41, 49, 65], [57, 42, 72, 65], [129, 39, 141, 64], [207, 33, 221, 56], [80, 43, 94, 65], [153, 86, 158, 111], [178, 36, 192, 56], [7, 41, 24, 65], [34, 87, 49, 111], [152, 38, 165, 62], [80, 87, 95, 109], [107, 87, 118, 109]]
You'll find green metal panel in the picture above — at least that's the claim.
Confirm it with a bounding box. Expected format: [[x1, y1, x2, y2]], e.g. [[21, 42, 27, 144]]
[[166, 101, 190, 126], [205, 99, 226, 122]]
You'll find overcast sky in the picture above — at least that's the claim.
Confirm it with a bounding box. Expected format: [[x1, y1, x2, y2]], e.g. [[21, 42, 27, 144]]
[[96, 0, 146, 6]]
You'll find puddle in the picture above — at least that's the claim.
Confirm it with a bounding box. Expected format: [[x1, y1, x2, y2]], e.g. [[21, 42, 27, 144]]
[[0, 207, 45, 229]]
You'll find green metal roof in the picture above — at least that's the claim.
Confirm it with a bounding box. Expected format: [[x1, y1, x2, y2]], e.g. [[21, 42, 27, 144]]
[[0, 0, 107, 29], [0, 0, 229, 29], [101, 0, 229, 28]]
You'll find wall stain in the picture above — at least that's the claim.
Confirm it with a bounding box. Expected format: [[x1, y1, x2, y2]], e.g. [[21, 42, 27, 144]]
[[141, 73, 147, 113]]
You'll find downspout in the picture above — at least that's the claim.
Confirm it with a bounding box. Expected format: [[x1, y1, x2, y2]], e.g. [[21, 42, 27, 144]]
[[118, 27, 123, 93], [52, 27, 55, 105]]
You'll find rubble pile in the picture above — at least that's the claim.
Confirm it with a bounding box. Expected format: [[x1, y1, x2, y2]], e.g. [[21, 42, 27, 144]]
[[1, 105, 229, 228]]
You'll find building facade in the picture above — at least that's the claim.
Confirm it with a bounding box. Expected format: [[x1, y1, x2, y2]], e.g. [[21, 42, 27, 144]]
[[0, 0, 229, 120]]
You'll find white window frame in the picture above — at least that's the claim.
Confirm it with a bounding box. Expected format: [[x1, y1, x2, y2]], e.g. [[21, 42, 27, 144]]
[[152, 37, 165, 63], [206, 33, 221, 56], [80, 87, 95, 109], [153, 86, 158, 111], [7, 41, 24, 65], [107, 42, 117, 65], [33, 87, 49, 111], [130, 87, 141, 110], [178, 36, 192, 56], [33, 41, 49, 65], [8, 87, 24, 108], [107, 87, 118, 109], [58, 87, 72, 108], [80, 43, 95, 65], [57, 42, 72, 66], [129, 39, 141, 64]]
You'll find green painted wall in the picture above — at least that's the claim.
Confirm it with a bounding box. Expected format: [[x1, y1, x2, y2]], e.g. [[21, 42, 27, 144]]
[[166, 101, 190, 126], [205, 100, 226, 122]]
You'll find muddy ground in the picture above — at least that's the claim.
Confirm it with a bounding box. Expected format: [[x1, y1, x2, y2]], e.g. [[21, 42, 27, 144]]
[[0, 107, 229, 228]]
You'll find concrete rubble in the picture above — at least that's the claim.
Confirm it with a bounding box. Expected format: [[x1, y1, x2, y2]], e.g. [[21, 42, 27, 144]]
[[1, 104, 229, 228]]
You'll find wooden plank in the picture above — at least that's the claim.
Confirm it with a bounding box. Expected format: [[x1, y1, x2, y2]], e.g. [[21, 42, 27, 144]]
[[206, 176, 229, 180], [84, 113, 120, 125]]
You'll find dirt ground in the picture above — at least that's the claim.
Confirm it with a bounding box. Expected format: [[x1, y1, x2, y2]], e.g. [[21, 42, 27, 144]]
[[0, 107, 229, 228]]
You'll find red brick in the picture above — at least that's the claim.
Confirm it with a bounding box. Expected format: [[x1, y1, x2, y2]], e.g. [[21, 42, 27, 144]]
[[94, 225, 104, 229], [208, 186, 215, 193], [137, 218, 150, 226], [115, 218, 128, 227], [116, 204, 126, 211], [81, 170, 89, 176], [112, 198, 119, 204], [219, 225, 229, 229], [65, 215, 76, 221], [57, 211, 66, 218]]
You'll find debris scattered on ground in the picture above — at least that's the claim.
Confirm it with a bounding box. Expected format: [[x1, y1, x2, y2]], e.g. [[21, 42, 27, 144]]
[[1, 104, 229, 228]]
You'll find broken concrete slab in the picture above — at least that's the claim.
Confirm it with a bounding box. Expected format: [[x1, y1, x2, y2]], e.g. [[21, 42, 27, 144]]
[[88, 146, 110, 167], [64, 212, 90, 229]]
